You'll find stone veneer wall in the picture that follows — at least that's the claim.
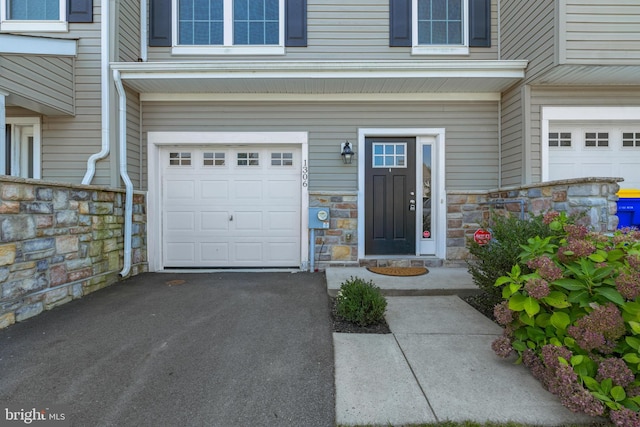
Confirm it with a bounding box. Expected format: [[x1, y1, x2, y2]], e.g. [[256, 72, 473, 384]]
[[309, 192, 358, 269], [447, 178, 622, 262], [0, 177, 147, 329]]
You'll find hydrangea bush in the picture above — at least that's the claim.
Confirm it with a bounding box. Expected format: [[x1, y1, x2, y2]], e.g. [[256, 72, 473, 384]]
[[492, 211, 640, 426]]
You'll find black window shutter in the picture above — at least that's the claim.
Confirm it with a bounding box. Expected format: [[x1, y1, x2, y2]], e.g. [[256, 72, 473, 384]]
[[67, 0, 92, 23], [468, 0, 491, 47], [149, 0, 172, 47], [285, 0, 307, 47], [389, 0, 411, 47]]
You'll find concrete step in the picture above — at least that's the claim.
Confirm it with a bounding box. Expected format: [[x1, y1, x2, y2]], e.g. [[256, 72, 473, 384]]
[[325, 266, 480, 297]]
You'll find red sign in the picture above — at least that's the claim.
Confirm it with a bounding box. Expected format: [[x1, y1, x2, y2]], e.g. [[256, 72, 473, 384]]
[[474, 229, 492, 246]]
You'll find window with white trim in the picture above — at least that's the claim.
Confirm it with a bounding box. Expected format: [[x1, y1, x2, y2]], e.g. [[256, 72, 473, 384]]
[[414, 0, 468, 55], [174, 0, 284, 55], [2, 118, 41, 179], [0, 0, 67, 32], [169, 152, 192, 166]]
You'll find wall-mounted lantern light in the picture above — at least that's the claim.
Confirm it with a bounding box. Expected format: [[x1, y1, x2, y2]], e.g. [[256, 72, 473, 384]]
[[341, 141, 354, 164]]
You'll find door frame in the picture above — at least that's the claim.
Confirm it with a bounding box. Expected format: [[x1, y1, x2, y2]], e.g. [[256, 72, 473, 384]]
[[357, 128, 446, 260], [147, 131, 309, 272]]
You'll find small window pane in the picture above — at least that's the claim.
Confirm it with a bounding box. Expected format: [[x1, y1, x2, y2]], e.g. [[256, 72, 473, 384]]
[[237, 152, 259, 166], [204, 152, 225, 166], [372, 143, 408, 168], [623, 132, 640, 148], [234, 0, 279, 46], [9, 0, 59, 20], [585, 132, 608, 148], [271, 152, 293, 166], [549, 132, 572, 148], [169, 152, 192, 166]]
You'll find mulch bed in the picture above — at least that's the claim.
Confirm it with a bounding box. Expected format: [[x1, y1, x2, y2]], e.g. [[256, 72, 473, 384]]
[[329, 297, 391, 334]]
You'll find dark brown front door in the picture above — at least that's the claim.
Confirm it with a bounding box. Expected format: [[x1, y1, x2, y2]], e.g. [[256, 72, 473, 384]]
[[365, 137, 416, 255]]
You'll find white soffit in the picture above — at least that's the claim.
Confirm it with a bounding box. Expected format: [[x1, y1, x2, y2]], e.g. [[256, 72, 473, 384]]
[[114, 60, 527, 95], [0, 34, 77, 56]]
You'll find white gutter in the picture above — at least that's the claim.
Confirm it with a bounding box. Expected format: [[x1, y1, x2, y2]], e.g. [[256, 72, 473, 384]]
[[140, 0, 147, 61], [113, 70, 133, 277], [82, 0, 110, 184]]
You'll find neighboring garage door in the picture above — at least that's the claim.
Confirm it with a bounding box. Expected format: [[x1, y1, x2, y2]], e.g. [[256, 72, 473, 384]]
[[548, 124, 640, 189], [161, 145, 301, 268]]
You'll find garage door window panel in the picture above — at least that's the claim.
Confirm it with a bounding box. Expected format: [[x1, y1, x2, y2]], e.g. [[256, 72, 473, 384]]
[[169, 152, 192, 166], [271, 152, 293, 166], [585, 132, 609, 148], [237, 152, 259, 166], [203, 152, 226, 166], [549, 132, 572, 148], [623, 133, 640, 148]]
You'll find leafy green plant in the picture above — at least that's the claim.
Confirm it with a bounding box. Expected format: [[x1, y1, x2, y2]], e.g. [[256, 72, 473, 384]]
[[491, 211, 640, 425], [336, 276, 387, 327], [467, 213, 557, 310]]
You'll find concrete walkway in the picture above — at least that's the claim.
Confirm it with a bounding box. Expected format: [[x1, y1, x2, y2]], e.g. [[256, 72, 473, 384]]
[[329, 267, 599, 426]]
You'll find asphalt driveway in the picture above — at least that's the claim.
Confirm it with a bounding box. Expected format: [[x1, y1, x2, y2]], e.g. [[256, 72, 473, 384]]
[[0, 272, 335, 427]]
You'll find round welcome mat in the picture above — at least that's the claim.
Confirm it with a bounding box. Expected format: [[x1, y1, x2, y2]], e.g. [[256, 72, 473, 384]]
[[366, 267, 429, 277]]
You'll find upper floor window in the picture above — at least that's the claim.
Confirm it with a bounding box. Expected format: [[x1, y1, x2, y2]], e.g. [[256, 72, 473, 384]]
[[0, 0, 67, 32], [414, 0, 468, 54], [390, 0, 489, 53], [173, 0, 284, 55]]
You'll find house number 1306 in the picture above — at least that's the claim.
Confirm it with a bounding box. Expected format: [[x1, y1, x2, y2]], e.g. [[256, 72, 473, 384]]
[[302, 160, 308, 187]]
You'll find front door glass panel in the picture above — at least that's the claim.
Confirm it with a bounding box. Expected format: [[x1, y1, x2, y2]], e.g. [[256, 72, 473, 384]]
[[422, 145, 432, 239]]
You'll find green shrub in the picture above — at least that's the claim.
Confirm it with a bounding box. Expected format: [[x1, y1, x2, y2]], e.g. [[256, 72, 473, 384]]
[[336, 277, 387, 326], [492, 211, 640, 424], [467, 213, 556, 309]]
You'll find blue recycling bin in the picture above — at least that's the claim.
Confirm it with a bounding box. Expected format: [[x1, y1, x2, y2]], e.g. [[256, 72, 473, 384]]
[[617, 190, 640, 229]]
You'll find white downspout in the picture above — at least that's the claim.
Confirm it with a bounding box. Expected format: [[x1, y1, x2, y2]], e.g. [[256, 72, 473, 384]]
[[82, 0, 111, 184], [113, 70, 133, 277], [140, 0, 148, 61]]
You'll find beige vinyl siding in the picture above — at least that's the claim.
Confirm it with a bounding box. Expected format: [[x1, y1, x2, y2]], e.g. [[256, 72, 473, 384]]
[[500, 0, 556, 81], [147, 0, 498, 62], [142, 101, 499, 191], [500, 85, 524, 186], [118, 0, 141, 62], [562, 0, 640, 64], [14, 9, 107, 184], [0, 55, 74, 116], [528, 86, 640, 182], [126, 88, 142, 189]]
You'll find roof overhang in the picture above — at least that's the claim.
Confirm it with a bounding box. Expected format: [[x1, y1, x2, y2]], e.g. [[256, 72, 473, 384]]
[[112, 60, 527, 99], [531, 64, 640, 86]]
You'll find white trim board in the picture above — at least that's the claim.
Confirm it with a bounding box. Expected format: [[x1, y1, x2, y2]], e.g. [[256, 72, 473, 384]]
[[140, 93, 501, 102]]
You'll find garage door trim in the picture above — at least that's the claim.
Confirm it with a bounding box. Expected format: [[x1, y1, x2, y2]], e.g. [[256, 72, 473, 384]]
[[147, 131, 309, 272]]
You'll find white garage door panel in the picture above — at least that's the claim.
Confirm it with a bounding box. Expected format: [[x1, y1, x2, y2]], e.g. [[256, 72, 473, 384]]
[[549, 125, 640, 189], [161, 146, 301, 268]]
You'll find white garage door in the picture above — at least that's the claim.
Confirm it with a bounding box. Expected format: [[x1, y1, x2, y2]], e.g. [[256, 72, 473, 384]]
[[549, 124, 640, 189], [161, 146, 301, 268]]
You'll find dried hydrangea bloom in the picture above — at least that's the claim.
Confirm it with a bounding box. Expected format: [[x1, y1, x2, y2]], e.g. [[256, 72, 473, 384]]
[[615, 270, 640, 300], [596, 357, 635, 388], [567, 303, 626, 354], [524, 277, 550, 299], [543, 211, 560, 225], [564, 223, 589, 240], [611, 407, 640, 427], [527, 256, 564, 282], [493, 300, 516, 326], [491, 334, 513, 359]]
